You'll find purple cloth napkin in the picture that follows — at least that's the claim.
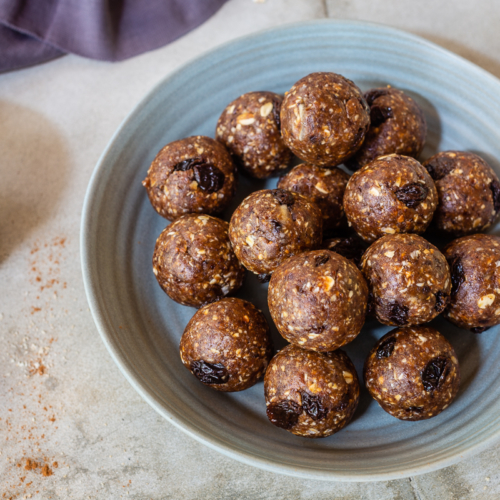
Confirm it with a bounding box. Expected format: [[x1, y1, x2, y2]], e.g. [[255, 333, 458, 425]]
[[0, 0, 229, 72]]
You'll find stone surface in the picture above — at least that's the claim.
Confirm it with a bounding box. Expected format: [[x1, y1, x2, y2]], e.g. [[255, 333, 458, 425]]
[[1, 0, 500, 498]]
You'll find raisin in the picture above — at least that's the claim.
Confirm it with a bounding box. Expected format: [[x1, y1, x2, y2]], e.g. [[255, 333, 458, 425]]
[[434, 291, 449, 313], [301, 392, 329, 420], [270, 219, 282, 232], [424, 157, 455, 181], [191, 360, 229, 385], [370, 105, 393, 127], [395, 183, 428, 209], [387, 302, 409, 325], [266, 400, 302, 430], [272, 189, 294, 206], [272, 97, 282, 130], [173, 157, 205, 172], [376, 336, 396, 359], [490, 180, 500, 212], [193, 164, 225, 193], [422, 356, 450, 392], [314, 254, 330, 266], [471, 326, 490, 333], [364, 88, 390, 106], [325, 237, 366, 266], [450, 258, 465, 297], [257, 273, 271, 283]]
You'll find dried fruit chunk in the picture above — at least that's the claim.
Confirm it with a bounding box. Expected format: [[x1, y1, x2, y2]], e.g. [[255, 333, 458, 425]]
[[434, 291, 449, 313], [314, 254, 330, 267], [191, 360, 229, 385], [395, 183, 428, 209], [376, 336, 396, 359], [450, 258, 465, 297], [272, 188, 295, 206], [301, 392, 329, 420], [370, 105, 393, 127], [490, 180, 500, 213], [193, 164, 225, 193], [173, 157, 205, 172], [387, 303, 409, 326], [266, 400, 302, 429], [422, 356, 450, 392]]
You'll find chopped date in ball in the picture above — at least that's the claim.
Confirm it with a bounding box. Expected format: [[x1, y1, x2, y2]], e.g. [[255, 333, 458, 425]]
[[266, 400, 303, 430], [193, 164, 225, 193], [395, 183, 429, 209], [376, 336, 396, 359], [422, 356, 451, 392], [434, 291, 449, 313], [191, 360, 229, 385], [301, 392, 329, 420], [273, 188, 295, 206], [450, 259, 465, 297], [490, 180, 500, 212]]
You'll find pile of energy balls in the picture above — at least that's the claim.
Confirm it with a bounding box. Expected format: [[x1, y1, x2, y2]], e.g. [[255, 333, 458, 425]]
[[142, 72, 500, 438]]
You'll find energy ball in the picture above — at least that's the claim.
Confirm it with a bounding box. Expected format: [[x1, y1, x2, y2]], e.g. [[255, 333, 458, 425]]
[[277, 164, 350, 233], [265, 345, 359, 437], [180, 298, 273, 392], [152, 214, 245, 308], [443, 234, 500, 332], [364, 326, 460, 421], [360, 234, 451, 326], [216, 91, 292, 179], [345, 87, 427, 171], [280, 72, 370, 167], [229, 188, 322, 278], [268, 250, 368, 351], [422, 151, 500, 235], [322, 235, 367, 267], [142, 135, 237, 221], [344, 154, 438, 242]]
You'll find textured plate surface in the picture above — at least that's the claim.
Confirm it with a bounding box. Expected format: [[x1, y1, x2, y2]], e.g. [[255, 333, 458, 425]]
[[81, 20, 500, 481]]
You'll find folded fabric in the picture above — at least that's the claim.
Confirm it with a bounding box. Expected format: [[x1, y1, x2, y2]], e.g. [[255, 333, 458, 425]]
[[0, 0, 229, 72]]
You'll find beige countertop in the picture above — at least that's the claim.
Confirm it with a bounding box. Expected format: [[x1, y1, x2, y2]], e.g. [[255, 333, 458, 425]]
[[1, 1, 500, 498]]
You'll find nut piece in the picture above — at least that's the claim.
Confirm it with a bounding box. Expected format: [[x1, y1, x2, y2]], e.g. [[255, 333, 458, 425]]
[[422, 151, 500, 235], [265, 345, 360, 437], [364, 326, 460, 421], [152, 214, 245, 307], [360, 234, 451, 326], [229, 189, 323, 275], [345, 86, 427, 171], [268, 250, 368, 351], [344, 154, 438, 242], [280, 72, 370, 167], [216, 91, 292, 179], [277, 164, 350, 233], [443, 234, 500, 332], [180, 298, 273, 392], [142, 136, 237, 221]]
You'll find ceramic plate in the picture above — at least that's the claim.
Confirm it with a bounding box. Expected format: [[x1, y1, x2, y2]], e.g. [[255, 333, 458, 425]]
[[81, 20, 500, 481]]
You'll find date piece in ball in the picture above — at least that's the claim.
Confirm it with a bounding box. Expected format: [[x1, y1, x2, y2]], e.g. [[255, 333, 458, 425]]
[[423, 151, 500, 235], [322, 235, 367, 267], [229, 189, 322, 276], [344, 154, 438, 242], [216, 91, 292, 179], [142, 136, 237, 221], [360, 234, 451, 326], [152, 215, 245, 308], [268, 250, 368, 351], [280, 72, 370, 167], [364, 326, 460, 420], [444, 234, 500, 332], [265, 345, 359, 437], [277, 164, 350, 233], [180, 298, 273, 392], [345, 86, 427, 171]]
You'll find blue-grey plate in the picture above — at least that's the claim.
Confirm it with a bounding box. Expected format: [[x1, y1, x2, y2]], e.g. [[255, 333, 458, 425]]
[[81, 20, 500, 481]]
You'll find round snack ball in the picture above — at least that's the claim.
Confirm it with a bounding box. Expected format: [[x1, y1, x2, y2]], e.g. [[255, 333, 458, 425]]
[[443, 234, 500, 332], [422, 151, 500, 235], [268, 250, 368, 351], [180, 298, 273, 392], [142, 136, 237, 221], [215, 91, 292, 179], [344, 154, 438, 242], [364, 326, 460, 421], [322, 235, 367, 267], [345, 86, 427, 171], [153, 214, 245, 308], [361, 234, 451, 326], [229, 188, 322, 278], [264, 345, 359, 437], [277, 164, 350, 232], [280, 72, 370, 167]]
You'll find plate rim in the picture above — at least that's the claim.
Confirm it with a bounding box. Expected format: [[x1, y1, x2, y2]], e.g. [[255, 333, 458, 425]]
[[80, 18, 500, 481]]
